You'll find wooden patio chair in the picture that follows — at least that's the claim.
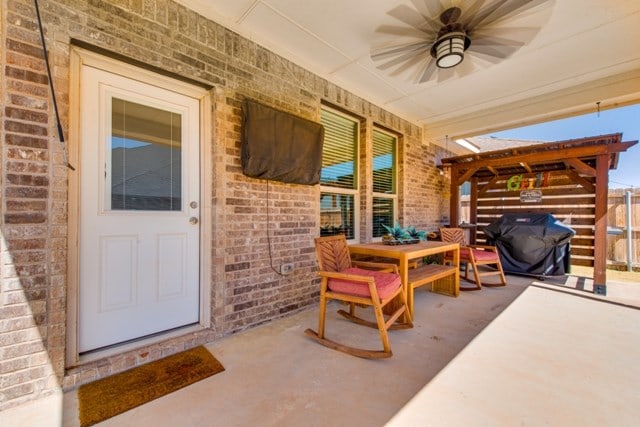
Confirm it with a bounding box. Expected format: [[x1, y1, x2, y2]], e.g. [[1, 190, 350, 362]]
[[304, 235, 413, 358], [440, 228, 507, 290]]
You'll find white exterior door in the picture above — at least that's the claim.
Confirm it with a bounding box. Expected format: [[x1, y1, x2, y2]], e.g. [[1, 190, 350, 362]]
[[78, 65, 201, 353]]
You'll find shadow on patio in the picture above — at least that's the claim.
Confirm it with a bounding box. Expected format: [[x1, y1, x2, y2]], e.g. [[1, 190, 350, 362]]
[[46, 271, 638, 426]]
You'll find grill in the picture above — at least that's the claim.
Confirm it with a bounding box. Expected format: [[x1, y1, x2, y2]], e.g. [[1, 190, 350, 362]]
[[484, 213, 575, 278]]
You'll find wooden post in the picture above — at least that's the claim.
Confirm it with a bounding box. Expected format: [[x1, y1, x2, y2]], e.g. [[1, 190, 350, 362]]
[[469, 178, 478, 244], [449, 165, 459, 227], [593, 153, 608, 294]]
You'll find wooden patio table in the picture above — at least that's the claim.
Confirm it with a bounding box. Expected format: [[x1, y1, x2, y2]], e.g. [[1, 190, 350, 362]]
[[348, 241, 460, 320]]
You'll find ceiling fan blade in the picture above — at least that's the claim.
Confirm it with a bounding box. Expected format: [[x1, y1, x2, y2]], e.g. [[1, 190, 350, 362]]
[[387, 4, 441, 33], [467, 43, 519, 59], [391, 54, 433, 78], [454, 57, 477, 77], [490, 0, 551, 23], [472, 27, 542, 42], [464, 0, 509, 29], [411, 0, 447, 21], [418, 59, 438, 83], [469, 27, 543, 60], [435, 66, 457, 83], [471, 34, 526, 47], [372, 43, 431, 70], [371, 41, 431, 63], [436, 56, 477, 82], [458, 0, 490, 25], [374, 24, 436, 40], [410, 0, 454, 32], [467, 49, 507, 65], [467, 0, 551, 29]]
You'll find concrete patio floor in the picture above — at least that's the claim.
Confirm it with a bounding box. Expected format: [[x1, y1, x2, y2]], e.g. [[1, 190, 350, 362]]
[[4, 272, 639, 426]]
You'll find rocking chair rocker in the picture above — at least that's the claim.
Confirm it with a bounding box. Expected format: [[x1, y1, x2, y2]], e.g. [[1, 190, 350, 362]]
[[305, 235, 412, 358]]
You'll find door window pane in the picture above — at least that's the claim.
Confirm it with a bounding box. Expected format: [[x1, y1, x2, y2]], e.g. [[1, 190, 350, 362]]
[[110, 98, 182, 211]]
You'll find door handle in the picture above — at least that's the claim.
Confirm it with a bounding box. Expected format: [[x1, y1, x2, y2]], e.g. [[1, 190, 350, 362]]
[[189, 217, 199, 225], [190, 201, 198, 209]]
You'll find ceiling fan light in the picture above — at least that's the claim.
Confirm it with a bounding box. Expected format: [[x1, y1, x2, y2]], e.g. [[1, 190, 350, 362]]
[[435, 32, 465, 69]]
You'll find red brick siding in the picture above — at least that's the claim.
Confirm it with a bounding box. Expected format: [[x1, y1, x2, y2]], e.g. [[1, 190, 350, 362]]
[[0, 0, 447, 411]]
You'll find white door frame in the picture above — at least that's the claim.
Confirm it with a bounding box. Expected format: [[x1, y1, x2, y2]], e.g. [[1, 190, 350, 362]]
[[66, 47, 213, 365]]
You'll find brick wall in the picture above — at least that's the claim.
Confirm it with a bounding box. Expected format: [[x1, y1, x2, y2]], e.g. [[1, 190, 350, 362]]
[[403, 143, 451, 229], [1, 0, 65, 409], [0, 0, 447, 411]]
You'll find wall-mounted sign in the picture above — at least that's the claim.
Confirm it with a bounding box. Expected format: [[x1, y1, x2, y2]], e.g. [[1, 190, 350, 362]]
[[507, 172, 550, 191], [520, 189, 543, 203]]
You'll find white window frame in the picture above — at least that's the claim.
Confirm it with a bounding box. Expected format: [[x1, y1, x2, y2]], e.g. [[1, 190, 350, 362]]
[[319, 106, 360, 243], [371, 127, 398, 241]]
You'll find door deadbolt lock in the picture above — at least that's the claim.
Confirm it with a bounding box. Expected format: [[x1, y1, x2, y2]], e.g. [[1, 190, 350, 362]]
[[189, 217, 199, 225], [190, 201, 198, 209]]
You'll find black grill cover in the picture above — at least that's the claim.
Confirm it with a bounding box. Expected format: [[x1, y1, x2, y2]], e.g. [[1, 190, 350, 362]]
[[484, 213, 575, 277]]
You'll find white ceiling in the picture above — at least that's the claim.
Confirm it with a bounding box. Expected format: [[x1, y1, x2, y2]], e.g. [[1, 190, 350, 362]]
[[179, 0, 640, 145]]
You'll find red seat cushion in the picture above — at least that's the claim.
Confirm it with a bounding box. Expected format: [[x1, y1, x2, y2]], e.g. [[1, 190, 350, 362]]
[[460, 248, 499, 262], [327, 267, 401, 300]]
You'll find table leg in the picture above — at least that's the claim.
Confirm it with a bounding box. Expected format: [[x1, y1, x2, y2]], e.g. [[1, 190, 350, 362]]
[[453, 247, 460, 294], [399, 257, 411, 322], [383, 256, 410, 322]]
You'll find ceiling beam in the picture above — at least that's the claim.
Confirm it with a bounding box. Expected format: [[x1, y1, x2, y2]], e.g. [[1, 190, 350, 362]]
[[564, 158, 596, 177], [457, 167, 479, 186], [566, 170, 596, 193]]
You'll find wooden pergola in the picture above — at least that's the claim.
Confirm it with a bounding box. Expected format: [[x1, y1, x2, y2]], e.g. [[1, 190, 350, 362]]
[[442, 133, 637, 294]]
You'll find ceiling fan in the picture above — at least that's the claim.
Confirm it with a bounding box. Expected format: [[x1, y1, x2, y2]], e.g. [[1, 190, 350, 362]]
[[371, 0, 553, 84]]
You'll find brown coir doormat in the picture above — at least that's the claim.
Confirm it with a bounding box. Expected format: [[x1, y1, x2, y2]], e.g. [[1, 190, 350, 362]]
[[78, 346, 224, 426]]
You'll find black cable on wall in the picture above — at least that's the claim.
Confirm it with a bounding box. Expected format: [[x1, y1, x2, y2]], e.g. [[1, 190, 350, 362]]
[[34, 0, 75, 170]]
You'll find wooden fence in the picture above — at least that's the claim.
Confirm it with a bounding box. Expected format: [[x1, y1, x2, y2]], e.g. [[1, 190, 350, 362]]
[[606, 188, 639, 270]]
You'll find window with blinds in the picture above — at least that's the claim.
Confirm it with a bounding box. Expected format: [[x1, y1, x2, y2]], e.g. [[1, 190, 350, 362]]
[[372, 128, 397, 238], [320, 192, 355, 240], [320, 108, 357, 189], [320, 107, 358, 239]]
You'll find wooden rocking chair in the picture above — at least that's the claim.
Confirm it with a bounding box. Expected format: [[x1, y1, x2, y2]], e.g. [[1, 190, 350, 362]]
[[304, 235, 413, 358], [440, 228, 507, 290]]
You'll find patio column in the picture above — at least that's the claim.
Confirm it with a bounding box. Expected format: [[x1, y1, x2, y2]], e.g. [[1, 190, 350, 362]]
[[469, 178, 478, 244], [449, 164, 460, 226], [593, 153, 608, 294]]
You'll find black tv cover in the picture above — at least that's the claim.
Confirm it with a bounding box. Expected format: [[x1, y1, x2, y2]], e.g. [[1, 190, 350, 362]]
[[241, 100, 324, 185]]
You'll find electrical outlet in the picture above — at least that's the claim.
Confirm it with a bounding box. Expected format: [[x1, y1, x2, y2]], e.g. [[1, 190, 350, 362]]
[[280, 263, 294, 275]]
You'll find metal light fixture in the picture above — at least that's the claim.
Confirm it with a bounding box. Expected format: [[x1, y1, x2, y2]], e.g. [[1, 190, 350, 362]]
[[434, 32, 466, 68], [428, 7, 471, 70]]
